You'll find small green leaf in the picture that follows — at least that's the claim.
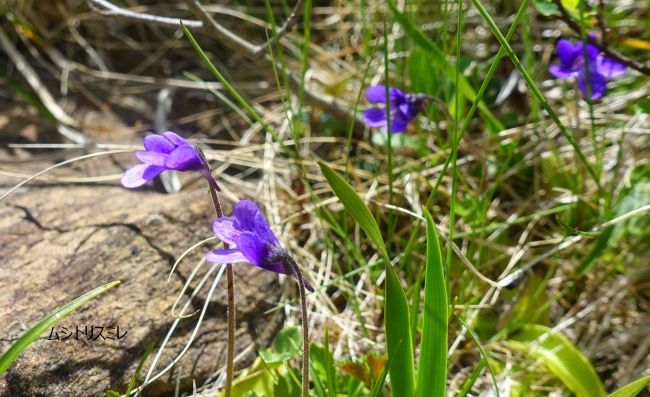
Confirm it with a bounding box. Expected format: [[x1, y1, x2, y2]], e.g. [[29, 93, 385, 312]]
[[510, 324, 605, 397], [318, 161, 415, 396], [259, 349, 293, 364], [218, 357, 283, 397], [608, 375, 650, 397], [0, 281, 121, 376], [534, 0, 561, 16], [260, 326, 302, 364], [273, 326, 301, 356], [105, 391, 120, 397], [416, 209, 448, 397]]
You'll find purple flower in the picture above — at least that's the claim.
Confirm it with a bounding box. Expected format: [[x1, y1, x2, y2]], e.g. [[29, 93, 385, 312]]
[[549, 38, 625, 100], [121, 131, 219, 191], [362, 85, 431, 133], [206, 200, 313, 291]]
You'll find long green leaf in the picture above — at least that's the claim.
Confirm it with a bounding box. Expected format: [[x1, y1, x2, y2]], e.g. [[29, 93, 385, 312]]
[[386, 0, 504, 133], [510, 324, 605, 397], [608, 375, 650, 397], [318, 161, 415, 396], [318, 162, 388, 259], [416, 209, 448, 397], [0, 280, 121, 375]]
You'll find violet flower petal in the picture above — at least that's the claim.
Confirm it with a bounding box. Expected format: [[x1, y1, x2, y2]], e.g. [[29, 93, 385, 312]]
[[363, 108, 387, 127], [585, 42, 600, 62], [236, 231, 268, 266], [163, 131, 188, 146], [212, 216, 241, 245], [164, 146, 203, 171], [365, 85, 389, 103], [254, 211, 280, 245], [365, 85, 405, 104], [556, 39, 582, 68], [390, 111, 411, 133], [232, 200, 262, 231], [135, 150, 167, 166], [577, 70, 607, 100], [548, 64, 576, 79], [205, 249, 248, 264], [597, 55, 626, 78], [143, 134, 176, 154], [121, 164, 166, 188]]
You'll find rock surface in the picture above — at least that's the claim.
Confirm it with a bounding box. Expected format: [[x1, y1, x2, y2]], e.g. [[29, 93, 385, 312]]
[[0, 167, 284, 396]]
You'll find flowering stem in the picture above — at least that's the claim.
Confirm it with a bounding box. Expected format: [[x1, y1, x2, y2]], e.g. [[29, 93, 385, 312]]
[[207, 186, 236, 397], [283, 257, 309, 397]]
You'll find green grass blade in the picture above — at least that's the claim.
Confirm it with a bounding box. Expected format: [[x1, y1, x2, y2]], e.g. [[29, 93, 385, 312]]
[[0, 280, 121, 375], [124, 342, 155, 396], [510, 324, 605, 397], [318, 161, 415, 396], [323, 328, 337, 397], [469, 0, 601, 190], [183, 71, 253, 125], [457, 360, 485, 397], [386, 0, 504, 132], [181, 23, 265, 126], [383, 26, 394, 206], [416, 209, 448, 397], [608, 375, 650, 397], [457, 316, 499, 397]]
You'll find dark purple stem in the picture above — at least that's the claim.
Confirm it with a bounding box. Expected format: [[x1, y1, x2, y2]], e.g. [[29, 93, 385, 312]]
[[206, 174, 235, 397], [282, 256, 309, 397], [597, 0, 608, 44]]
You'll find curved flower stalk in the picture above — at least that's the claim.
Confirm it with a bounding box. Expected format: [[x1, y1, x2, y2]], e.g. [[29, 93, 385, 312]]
[[121, 130, 238, 396], [362, 85, 431, 133], [207, 199, 312, 397], [549, 37, 626, 100], [121, 131, 219, 191]]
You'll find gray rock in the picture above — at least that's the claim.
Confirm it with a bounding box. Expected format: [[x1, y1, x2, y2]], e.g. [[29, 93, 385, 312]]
[[0, 182, 283, 396]]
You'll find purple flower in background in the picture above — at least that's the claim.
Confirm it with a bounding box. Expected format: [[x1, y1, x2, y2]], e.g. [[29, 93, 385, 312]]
[[363, 85, 431, 133], [206, 200, 313, 291], [121, 131, 219, 191], [549, 37, 626, 100]]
